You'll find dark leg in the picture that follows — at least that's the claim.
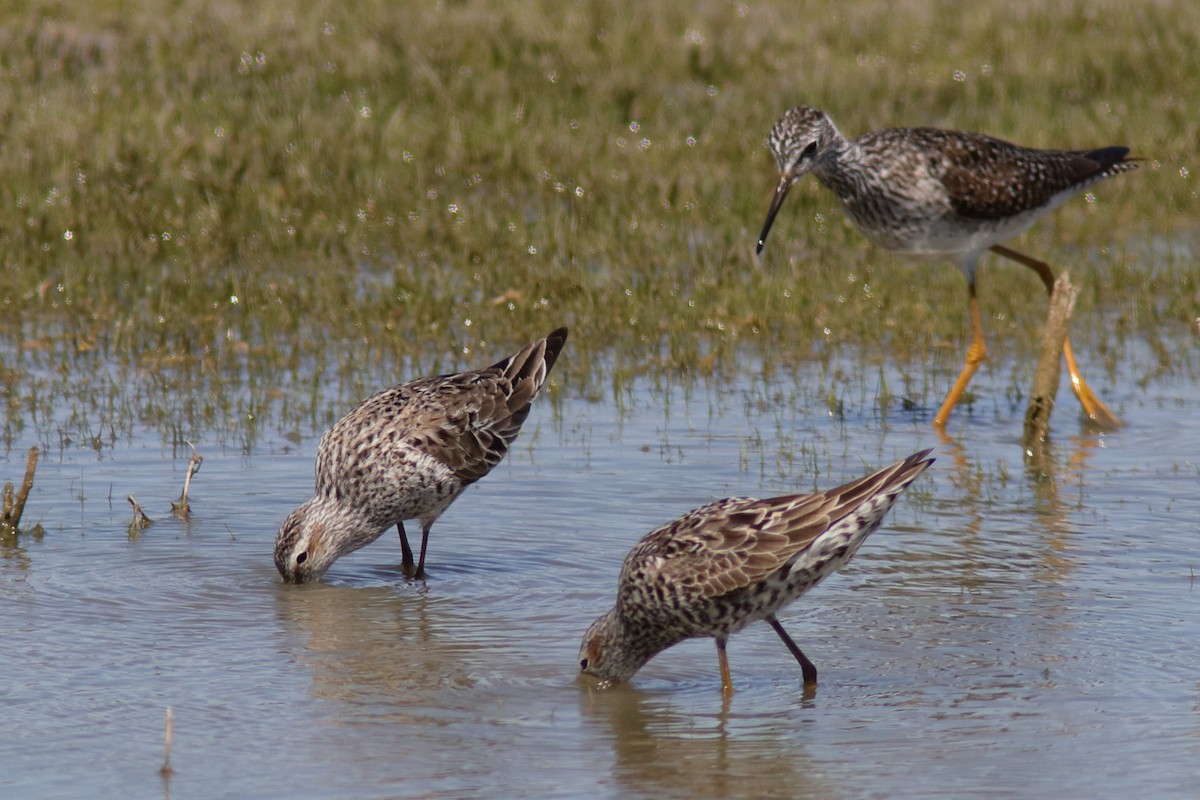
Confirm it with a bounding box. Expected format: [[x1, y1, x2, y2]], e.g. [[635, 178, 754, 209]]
[[414, 522, 432, 579], [767, 614, 818, 687], [398, 522, 415, 569], [989, 244, 1120, 428], [715, 635, 734, 696]]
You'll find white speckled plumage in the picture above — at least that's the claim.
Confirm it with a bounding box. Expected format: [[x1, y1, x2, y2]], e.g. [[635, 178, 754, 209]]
[[757, 106, 1135, 427], [275, 327, 567, 583], [579, 450, 933, 692]]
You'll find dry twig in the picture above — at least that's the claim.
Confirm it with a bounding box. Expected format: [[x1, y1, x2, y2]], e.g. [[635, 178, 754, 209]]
[[160, 706, 175, 777], [171, 444, 204, 518], [1024, 272, 1076, 445], [1, 446, 39, 534], [127, 495, 153, 535]]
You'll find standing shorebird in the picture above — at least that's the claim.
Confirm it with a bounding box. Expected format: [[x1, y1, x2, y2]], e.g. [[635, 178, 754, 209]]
[[579, 450, 932, 694], [274, 327, 568, 583], [757, 106, 1136, 428]]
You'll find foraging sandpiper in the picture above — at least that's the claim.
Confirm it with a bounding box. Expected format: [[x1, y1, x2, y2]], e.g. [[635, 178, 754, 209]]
[[579, 449, 933, 693], [275, 328, 568, 582]]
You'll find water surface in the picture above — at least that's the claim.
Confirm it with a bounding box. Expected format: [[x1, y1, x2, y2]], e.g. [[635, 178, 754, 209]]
[[2, 347, 1198, 799]]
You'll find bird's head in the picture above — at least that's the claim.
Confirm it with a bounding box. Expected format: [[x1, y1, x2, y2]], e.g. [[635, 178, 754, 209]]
[[758, 106, 840, 254], [274, 500, 340, 584]]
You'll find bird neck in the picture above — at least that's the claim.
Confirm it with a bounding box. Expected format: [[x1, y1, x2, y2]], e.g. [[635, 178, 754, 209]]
[[813, 137, 874, 201], [307, 494, 385, 557], [620, 606, 689, 671], [316, 475, 386, 519]]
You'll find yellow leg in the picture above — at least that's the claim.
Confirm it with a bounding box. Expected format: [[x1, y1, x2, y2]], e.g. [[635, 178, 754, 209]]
[[717, 637, 734, 696], [990, 245, 1120, 428], [1062, 334, 1120, 429], [934, 284, 987, 427]]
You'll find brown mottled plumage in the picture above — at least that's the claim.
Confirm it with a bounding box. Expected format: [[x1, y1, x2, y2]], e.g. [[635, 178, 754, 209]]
[[274, 327, 567, 583], [579, 450, 933, 693], [757, 106, 1136, 428]]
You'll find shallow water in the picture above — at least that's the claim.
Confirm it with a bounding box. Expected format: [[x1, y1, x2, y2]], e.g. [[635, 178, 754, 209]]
[[2, 342, 1199, 799]]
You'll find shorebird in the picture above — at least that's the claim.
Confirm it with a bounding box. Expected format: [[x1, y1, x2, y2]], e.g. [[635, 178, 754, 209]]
[[579, 450, 933, 694], [274, 327, 568, 583], [757, 106, 1136, 428]]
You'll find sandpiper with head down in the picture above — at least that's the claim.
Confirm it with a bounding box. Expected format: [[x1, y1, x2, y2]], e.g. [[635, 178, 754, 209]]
[[758, 106, 1136, 428], [579, 450, 933, 694], [275, 327, 568, 583]]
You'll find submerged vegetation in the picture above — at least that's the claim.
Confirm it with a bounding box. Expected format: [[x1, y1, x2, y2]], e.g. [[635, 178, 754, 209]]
[[0, 0, 1196, 451]]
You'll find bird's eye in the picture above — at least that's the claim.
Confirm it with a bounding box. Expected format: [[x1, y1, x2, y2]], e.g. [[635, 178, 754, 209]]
[[296, 551, 308, 565], [802, 141, 818, 158], [579, 658, 589, 671]]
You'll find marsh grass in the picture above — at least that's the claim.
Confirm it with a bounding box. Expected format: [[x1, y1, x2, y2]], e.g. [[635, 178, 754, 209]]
[[0, 0, 1196, 448]]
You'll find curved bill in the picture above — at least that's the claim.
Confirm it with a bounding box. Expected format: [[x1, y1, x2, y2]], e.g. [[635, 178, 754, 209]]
[[756, 174, 793, 255]]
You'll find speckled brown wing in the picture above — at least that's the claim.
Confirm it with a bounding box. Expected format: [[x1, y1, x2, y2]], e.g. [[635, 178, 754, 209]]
[[398, 327, 568, 485], [616, 494, 832, 601], [313, 327, 567, 492], [617, 450, 933, 602], [402, 372, 515, 485], [903, 128, 1134, 221]]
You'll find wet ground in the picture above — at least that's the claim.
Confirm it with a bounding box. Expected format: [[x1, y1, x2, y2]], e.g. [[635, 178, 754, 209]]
[[2, 343, 1199, 799]]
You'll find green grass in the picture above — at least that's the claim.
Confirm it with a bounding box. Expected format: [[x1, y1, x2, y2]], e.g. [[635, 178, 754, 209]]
[[0, 0, 1196, 447]]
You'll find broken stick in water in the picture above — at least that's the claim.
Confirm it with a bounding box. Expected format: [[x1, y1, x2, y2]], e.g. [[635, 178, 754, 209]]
[[1, 446, 38, 534], [127, 495, 153, 536], [171, 443, 204, 518], [1023, 271, 1076, 444], [160, 705, 175, 777]]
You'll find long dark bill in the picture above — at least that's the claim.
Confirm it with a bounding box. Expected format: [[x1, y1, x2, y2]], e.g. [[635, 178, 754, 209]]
[[756, 175, 792, 255]]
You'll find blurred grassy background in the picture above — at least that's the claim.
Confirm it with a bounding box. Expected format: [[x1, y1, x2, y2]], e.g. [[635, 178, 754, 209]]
[[0, 0, 1195, 449]]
